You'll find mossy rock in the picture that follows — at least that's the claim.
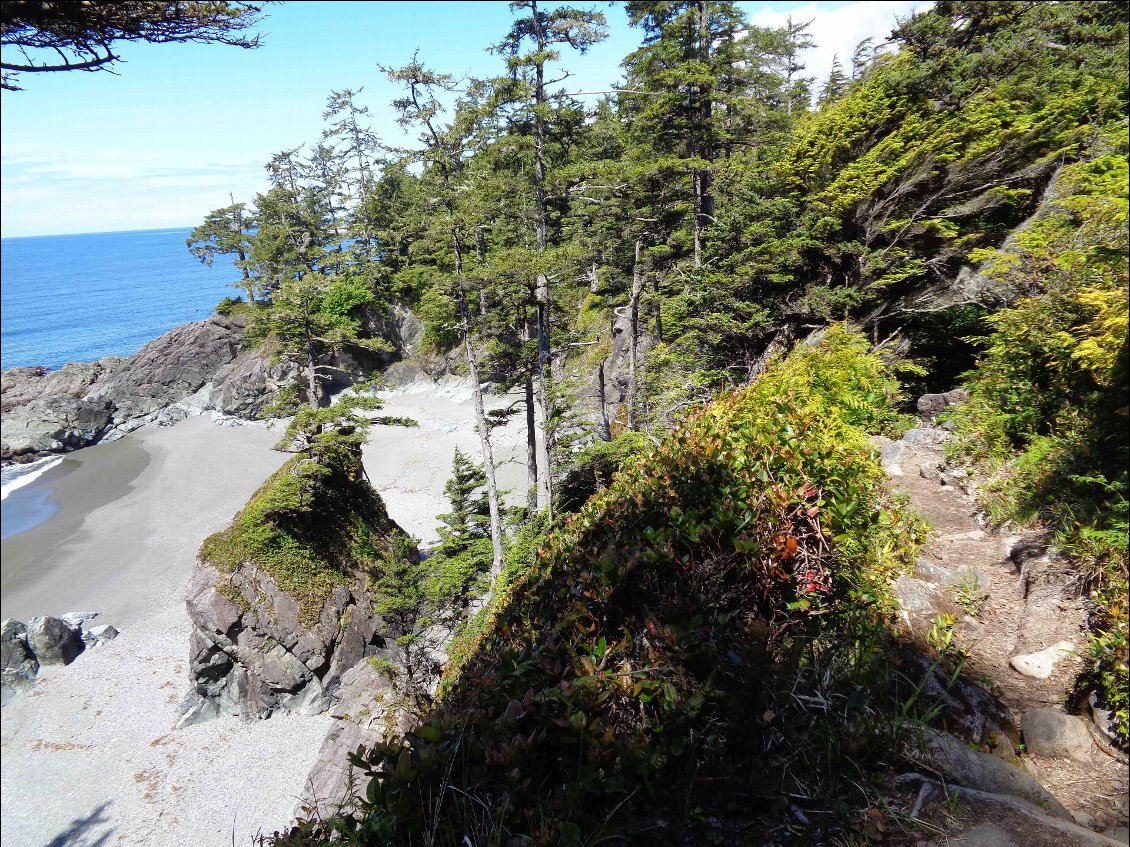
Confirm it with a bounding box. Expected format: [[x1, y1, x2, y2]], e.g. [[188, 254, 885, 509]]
[[199, 440, 416, 629]]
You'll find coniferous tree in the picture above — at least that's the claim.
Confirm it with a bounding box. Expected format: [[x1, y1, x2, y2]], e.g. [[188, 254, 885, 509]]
[[818, 54, 849, 107], [186, 198, 258, 303], [491, 1, 607, 520], [385, 58, 507, 576]]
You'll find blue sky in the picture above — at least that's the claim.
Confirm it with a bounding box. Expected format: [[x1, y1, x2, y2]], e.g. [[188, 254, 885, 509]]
[[0, 1, 928, 238]]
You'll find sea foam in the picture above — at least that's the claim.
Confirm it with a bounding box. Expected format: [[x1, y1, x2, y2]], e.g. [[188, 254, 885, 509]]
[[1, 455, 64, 501]]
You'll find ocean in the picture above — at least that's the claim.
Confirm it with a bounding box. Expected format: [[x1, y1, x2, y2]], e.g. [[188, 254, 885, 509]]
[[1, 226, 240, 501], [1, 227, 241, 372]]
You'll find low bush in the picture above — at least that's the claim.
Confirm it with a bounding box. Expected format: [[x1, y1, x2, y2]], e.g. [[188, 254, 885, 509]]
[[275, 325, 928, 845]]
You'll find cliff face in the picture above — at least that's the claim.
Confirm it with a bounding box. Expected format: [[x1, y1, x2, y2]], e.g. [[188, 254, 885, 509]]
[[180, 562, 399, 724]]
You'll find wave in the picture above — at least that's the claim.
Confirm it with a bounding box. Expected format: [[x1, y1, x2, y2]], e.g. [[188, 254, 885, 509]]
[[1, 455, 64, 501]]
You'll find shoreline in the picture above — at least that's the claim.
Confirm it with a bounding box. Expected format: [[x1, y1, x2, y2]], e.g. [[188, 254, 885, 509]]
[[0, 377, 532, 846]]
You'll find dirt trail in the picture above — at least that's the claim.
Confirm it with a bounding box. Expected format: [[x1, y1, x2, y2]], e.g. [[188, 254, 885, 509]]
[[874, 425, 1129, 845]]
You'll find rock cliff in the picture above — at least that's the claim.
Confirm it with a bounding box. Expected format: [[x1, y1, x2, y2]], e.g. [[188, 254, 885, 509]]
[[178, 442, 416, 726], [1, 306, 426, 463]]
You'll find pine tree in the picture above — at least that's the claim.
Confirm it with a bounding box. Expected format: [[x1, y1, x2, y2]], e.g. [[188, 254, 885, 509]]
[[435, 448, 490, 550]]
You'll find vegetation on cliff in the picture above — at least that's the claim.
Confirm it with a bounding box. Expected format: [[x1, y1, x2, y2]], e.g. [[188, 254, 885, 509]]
[[276, 327, 929, 844], [198, 411, 414, 627], [948, 126, 1130, 741], [179, 0, 1127, 839]]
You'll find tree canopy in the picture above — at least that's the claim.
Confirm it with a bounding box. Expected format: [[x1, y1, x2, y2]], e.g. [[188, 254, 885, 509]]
[[1, 0, 267, 90]]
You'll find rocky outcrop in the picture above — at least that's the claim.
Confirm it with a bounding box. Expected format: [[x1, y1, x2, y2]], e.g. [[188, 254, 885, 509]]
[[179, 563, 402, 725], [1, 612, 119, 705], [2, 306, 426, 463], [913, 727, 1073, 819], [298, 659, 416, 819], [85, 315, 244, 436], [1, 315, 248, 460], [918, 388, 970, 422], [179, 439, 417, 728]]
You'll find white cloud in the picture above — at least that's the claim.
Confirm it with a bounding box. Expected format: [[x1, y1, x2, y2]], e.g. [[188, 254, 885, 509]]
[[746, 1, 933, 94], [1, 150, 267, 237]]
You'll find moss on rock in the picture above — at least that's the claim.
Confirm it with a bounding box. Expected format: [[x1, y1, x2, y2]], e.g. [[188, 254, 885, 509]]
[[199, 438, 415, 629]]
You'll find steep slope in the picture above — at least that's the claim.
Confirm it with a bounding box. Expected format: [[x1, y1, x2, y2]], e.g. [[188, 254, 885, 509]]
[[276, 327, 935, 844]]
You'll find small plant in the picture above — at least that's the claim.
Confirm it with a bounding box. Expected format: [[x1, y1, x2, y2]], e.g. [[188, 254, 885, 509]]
[[927, 614, 967, 669], [370, 415, 419, 428], [368, 657, 401, 682], [954, 571, 987, 616]]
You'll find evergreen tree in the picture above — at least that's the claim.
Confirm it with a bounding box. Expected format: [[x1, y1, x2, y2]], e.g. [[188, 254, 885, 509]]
[[385, 57, 507, 575], [818, 54, 848, 107], [492, 0, 607, 520], [185, 198, 258, 303]]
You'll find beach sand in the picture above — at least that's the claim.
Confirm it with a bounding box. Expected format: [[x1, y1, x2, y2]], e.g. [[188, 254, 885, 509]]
[[0, 377, 532, 846]]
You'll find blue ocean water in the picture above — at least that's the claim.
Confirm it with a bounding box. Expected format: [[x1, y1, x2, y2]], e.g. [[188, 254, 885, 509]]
[[1, 227, 241, 372]]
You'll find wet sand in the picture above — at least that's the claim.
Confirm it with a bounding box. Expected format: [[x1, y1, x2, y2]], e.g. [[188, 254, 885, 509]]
[[1, 437, 148, 614]]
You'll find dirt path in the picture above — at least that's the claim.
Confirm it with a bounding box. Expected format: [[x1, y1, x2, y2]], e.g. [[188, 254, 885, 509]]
[[874, 425, 1129, 845]]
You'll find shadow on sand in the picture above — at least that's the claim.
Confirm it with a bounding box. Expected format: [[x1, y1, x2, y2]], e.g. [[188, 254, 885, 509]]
[[43, 801, 114, 847]]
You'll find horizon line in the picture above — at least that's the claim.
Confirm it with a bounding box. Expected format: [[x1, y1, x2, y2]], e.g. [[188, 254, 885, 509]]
[[1, 224, 199, 241]]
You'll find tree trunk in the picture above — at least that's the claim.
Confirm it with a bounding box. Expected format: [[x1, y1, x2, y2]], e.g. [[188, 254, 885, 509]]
[[459, 289, 505, 577], [627, 239, 643, 431], [597, 361, 611, 442], [305, 337, 320, 410], [525, 371, 538, 512], [531, 0, 554, 522], [520, 305, 539, 512], [692, 0, 713, 268]]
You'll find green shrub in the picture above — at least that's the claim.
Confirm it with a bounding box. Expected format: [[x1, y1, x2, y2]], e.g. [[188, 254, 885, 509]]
[[948, 135, 1129, 744], [278, 325, 926, 845], [215, 295, 245, 316]]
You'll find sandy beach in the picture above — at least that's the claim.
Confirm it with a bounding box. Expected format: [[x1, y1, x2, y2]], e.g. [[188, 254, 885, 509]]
[[0, 377, 531, 846]]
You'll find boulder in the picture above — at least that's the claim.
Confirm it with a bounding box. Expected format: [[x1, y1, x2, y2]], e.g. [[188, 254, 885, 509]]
[[26, 616, 85, 665], [85, 624, 118, 644], [1, 619, 40, 699], [870, 435, 908, 469], [901, 427, 951, 448], [1010, 641, 1075, 679], [917, 388, 970, 421], [912, 728, 1072, 819], [1088, 692, 1121, 747], [1021, 708, 1093, 761], [60, 610, 100, 629]]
